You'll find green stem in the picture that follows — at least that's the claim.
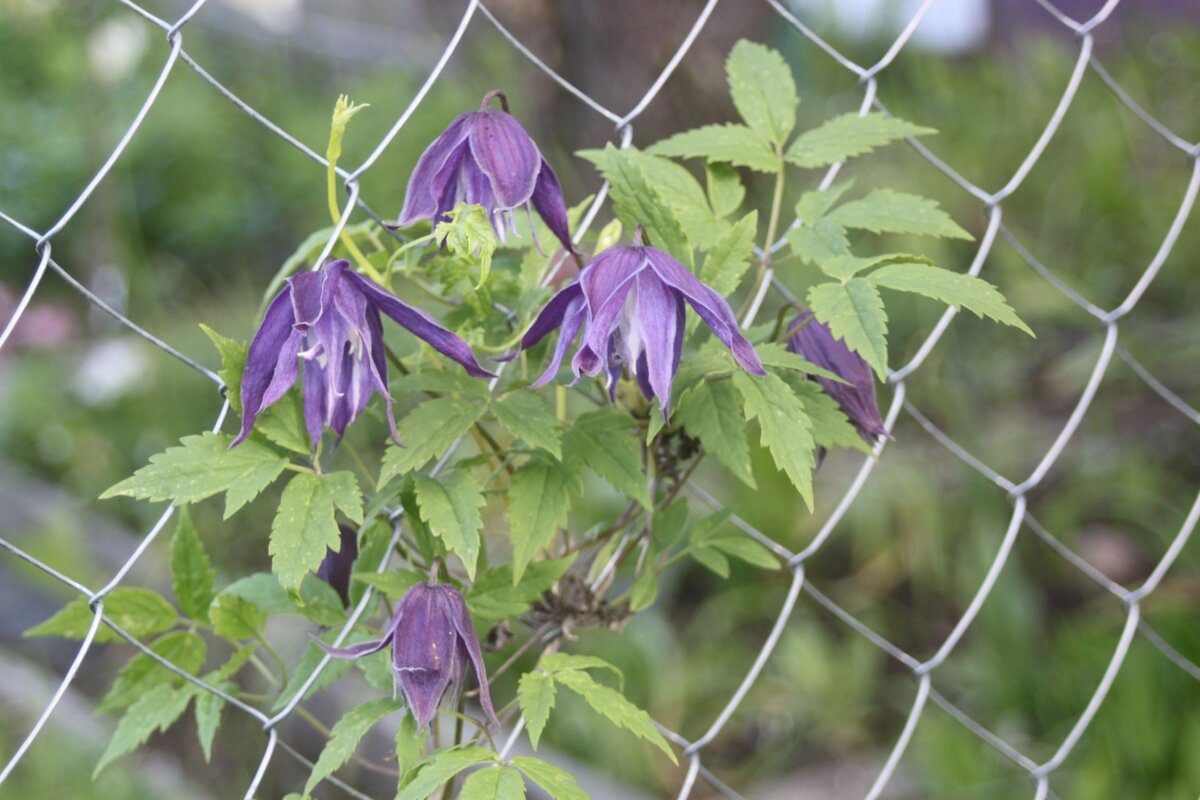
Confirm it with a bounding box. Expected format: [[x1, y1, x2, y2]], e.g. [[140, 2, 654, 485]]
[[739, 150, 786, 321], [255, 635, 289, 689]]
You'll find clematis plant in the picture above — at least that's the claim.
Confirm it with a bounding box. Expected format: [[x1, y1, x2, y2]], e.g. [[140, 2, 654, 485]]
[[394, 90, 573, 254], [787, 312, 888, 442], [314, 579, 497, 730], [511, 225, 765, 416], [232, 259, 493, 454], [316, 524, 358, 607]]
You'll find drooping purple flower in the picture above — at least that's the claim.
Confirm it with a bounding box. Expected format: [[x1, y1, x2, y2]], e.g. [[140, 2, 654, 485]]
[[511, 227, 766, 416], [393, 90, 573, 254], [233, 259, 493, 454], [787, 312, 888, 442], [314, 582, 497, 730], [316, 524, 358, 607]]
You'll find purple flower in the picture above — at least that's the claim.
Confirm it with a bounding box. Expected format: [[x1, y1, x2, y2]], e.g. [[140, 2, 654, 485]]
[[316, 524, 358, 607], [314, 582, 497, 730], [512, 227, 766, 416], [787, 312, 887, 442], [233, 260, 493, 453], [394, 90, 573, 254]]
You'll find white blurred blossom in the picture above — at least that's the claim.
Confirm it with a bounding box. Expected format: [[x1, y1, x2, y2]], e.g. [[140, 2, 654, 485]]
[[87, 16, 149, 85]]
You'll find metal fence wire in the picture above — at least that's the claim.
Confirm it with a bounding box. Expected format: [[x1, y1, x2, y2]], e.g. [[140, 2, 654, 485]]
[[2, 0, 1199, 798]]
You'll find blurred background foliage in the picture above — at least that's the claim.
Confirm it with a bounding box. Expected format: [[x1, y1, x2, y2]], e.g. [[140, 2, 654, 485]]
[[1, 0, 1198, 798]]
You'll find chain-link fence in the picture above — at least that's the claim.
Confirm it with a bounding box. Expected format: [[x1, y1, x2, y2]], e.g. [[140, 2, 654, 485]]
[[1, 0, 1197, 798]]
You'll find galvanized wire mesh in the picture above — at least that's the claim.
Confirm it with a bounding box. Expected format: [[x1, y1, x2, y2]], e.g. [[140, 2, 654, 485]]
[[1, 0, 1197, 798]]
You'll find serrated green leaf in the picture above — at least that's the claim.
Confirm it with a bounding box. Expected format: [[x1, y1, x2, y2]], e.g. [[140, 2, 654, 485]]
[[414, 471, 486, 579], [808, 279, 889, 379], [392, 369, 493, 400], [552, 668, 676, 763], [270, 471, 363, 591], [786, 112, 934, 168], [220, 572, 345, 626], [304, 699, 404, 797], [675, 381, 755, 489], [579, 144, 693, 267], [705, 162, 745, 218], [467, 555, 576, 623], [208, 594, 265, 640], [492, 392, 563, 459], [565, 408, 649, 508], [541, 653, 625, 684], [815, 253, 934, 281], [732, 372, 816, 509], [199, 324, 246, 412], [193, 685, 226, 763], [648, 124, 779, 173], [785, 219, 850, 267], [700, 211, 757, 296], [25, 587, 176, 644], [457, 766, 526, 800], [170, 508, 215, 622], [395, 716, 426, 779], [94, 683, 193, 777], [98, 631, 206, 713], [256, 391, 313, 455], [825, 189, 972, 240], [435, 203, 499, 287], [794, 181, 856, 224], [100, 432, 289, 519], [755, 342, 850, 384], [518, 671, 557, 749], [866, 263, 1032, 334], [512, 757, 590, 800], [352, 569, 425, 600], [726, 40, 798, 145], [395, 748, 498, 800], [507, 461, 575, 584], [379, 396, 486, 485], [785, 377, 873, 454]]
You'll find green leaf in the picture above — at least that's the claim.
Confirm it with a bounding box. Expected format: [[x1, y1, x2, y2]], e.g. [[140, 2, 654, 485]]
[[808, 279, 889, 379], [457, 767, 526, 800], [675, 381, 755, 489], [785, 219, 850, 267], [648, 124, 779, 172], [705, 162, 745, 218], [507, 460, 576, 584], [25, 587, 176, 644], [209, 594, 265, 640], [270, 471, 362, 591], [825, 189, 972, 240], [94, 684, 193, 777], [194, 685, 227, 762], [100, 432, 289, 519], [492, 392, 564, 459], [353, 569, 425, 600], [579, 144, 693, 267], [255, 391, 313, 456], [395, 748, 498, 800], [518, 671, 557, 749], [755, 342, 850, 384], [785, 113, 934, 168], [814, 253, 934, 282], [512, 756, 591, 800], [467, 555, 576, 623], [726, 40, 798, 145], [270, 636, 354, 712], [794, 181, 856, 224], [565, 408, 649, 508], [866, 263, 1032, 334], [170, 507, 216, 622], [629, 568, 659, 612], [395, 716, 426, 780], [690, 543, 729, 577], [690, 513, 780, 570], [98, 631, 206, 713], [435, 203, 499, 286], [379, 396, 486, 485], [732, 372, 816, 509], [220, 572, 345, 626], [541, 653, 625, 686], [700, 211, 757, 296], [414, 471, 486, 579], [552, 668, 676, 763], [199, 324, 246, 412], [304, 699, 404, 797], [651, 500, 689, 550], [786, 377, 873, 454]]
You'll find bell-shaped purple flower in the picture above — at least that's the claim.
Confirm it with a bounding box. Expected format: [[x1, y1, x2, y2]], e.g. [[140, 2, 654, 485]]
[[394, 90, 573, 254], [316, 524, 358, 607], [233, 260, 493, 454], [314, 582, 497, 730], [511, 227, 766, 416], [787, 312, 887, 442]]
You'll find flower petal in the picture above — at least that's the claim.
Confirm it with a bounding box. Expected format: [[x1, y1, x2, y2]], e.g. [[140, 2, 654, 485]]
[[302, 356, 329, 453], [342, 270, 495, 378], [517, 281, 583, 352], [468, 111, 540, 209], [788, 313, 887, 440], [633, 272, 685, 415], [445, 585, 498, 725], [643, 248, 766, 375], [395, 113, 475, 228], [530, 294, 587, 388], [311, 633, 392, 660], [573, 247, 644, 376], [316, 524, 359, 607], [530, 159, 573, 252], [233, 287, 297, 447]]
